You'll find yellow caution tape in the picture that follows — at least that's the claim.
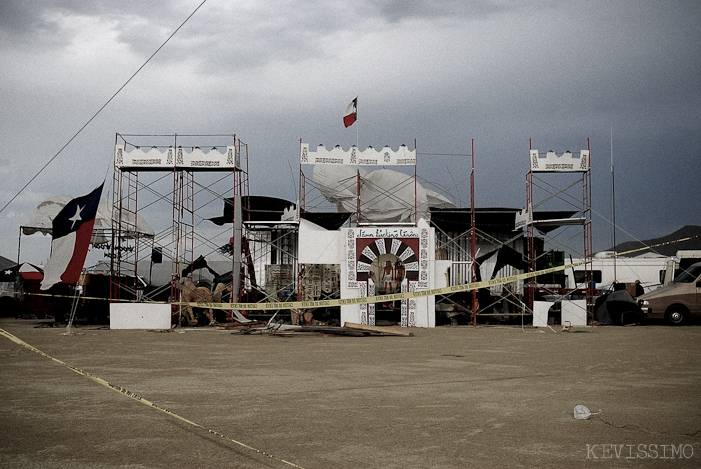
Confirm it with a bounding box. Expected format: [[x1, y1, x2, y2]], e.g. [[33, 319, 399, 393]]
[[5, 234, 697, 311], [182, 234, 698, 311], [0, 328, 306, 469]]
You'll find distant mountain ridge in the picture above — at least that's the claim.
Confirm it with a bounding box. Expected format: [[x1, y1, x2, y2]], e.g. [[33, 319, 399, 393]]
[[613, 225, 701, 257]]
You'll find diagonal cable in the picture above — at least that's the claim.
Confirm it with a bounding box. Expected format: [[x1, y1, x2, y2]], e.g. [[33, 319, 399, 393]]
[[0, 0, 209, 216]]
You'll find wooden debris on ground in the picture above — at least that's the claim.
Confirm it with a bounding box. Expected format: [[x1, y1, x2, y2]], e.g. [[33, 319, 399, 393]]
[[344, 322, 413, 336], [216, 319, 414, 337], [216, 322, 267, 331], [268, 322, 413, 337]]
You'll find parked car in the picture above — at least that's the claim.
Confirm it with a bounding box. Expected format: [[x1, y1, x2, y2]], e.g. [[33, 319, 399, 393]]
[[638, 261, 701, 325]]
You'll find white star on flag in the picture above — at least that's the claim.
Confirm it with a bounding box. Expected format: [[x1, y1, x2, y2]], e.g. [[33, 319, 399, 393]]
[[69, 205, 84, 229]]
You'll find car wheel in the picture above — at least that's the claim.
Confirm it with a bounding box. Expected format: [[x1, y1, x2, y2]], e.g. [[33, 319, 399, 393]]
[[665, 306, 688, 326]]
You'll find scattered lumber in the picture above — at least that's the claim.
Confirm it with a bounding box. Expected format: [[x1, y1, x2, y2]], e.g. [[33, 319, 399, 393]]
[[218, 321, 414, 337], [216, 322, 266, 331], [267, 323, 413, 337], [270, 326, 369, 337], [343, 322, 413, 337]]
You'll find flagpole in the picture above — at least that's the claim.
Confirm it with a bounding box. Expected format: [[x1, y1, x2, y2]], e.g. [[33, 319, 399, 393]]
[[356, 96, 359, 149], [64, 285, 82, 335], [344, 96, 359, 147], [611, 125, 617, 279]]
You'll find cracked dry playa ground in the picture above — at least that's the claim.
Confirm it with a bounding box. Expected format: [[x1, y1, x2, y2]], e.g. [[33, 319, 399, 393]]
[[1, 318, 700, 468]]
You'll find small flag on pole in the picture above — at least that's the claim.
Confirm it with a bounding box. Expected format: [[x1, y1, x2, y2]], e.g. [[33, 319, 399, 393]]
[[343, 97, 358, 128], [41, 182, 104, 290]]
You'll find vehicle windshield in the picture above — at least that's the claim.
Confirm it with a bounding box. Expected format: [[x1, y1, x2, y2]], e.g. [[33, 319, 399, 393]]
[[673, 264, 701, 284]]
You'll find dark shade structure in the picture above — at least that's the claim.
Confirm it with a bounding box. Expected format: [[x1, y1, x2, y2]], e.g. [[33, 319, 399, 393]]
[[209, 195, 351, 230], [429, 207, 578, 234]]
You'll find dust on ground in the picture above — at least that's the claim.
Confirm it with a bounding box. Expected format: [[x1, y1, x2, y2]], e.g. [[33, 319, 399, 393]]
[[1, 317, 700, 468]]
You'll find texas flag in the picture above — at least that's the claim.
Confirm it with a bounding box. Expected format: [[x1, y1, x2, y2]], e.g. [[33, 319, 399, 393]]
[[41, 182, 104, 290], [343, 97, 357, 128]]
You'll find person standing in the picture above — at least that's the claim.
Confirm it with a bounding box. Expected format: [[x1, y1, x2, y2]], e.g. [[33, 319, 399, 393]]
[[383, 260, 394, 293], [634, 279, 644, 297]]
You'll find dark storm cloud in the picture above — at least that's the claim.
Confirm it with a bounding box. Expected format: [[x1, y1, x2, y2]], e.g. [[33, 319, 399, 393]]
[[372, 0, 541, 23], [0, 0, 699, 263], [0, 0, 62, 43], [0, 1, 175, 54]]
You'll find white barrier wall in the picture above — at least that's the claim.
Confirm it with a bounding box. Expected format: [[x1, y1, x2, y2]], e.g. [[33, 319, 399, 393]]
[[561, 300, 587, 326], [110, 303, 171, 329], [533, 300, 587, 327]]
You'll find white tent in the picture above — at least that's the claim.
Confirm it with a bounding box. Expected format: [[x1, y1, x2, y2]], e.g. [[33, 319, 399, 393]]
[[22, 196, 154, 242], [312, 165, 455, 223]]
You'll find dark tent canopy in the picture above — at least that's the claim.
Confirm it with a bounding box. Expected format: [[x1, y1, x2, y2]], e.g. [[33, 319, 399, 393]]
[[594, 289, 642, 325], [209, 195, 351, 230], [475, 245, 527, 282]]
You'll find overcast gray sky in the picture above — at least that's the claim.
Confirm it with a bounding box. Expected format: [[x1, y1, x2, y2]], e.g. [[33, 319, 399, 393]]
[[1, 0, 700, 264]]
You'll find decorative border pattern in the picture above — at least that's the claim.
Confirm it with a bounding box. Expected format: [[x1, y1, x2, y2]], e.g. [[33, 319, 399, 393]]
[[530, 149, 589, 172], [300, 143, 416, 166], [115, 145, 239, 171]]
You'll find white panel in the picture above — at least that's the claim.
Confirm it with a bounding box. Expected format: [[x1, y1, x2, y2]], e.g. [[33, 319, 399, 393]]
[[533, 301, 552, 327], [110, 303, 171, 329], [298, 220, 342, 264], [561, 299, 587, 326], [434, 260, 452, 288]]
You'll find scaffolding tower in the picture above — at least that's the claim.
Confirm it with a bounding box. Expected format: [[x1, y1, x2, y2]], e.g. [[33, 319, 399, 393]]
[[518, 139, 593, 320], [110, 133, 249, 325]]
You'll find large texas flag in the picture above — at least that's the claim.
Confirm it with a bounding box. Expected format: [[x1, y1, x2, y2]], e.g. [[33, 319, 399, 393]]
[[40, 182, 104, 290]]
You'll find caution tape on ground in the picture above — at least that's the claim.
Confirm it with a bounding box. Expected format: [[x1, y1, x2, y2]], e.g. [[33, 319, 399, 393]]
[[0, 328, 306, 469], [4, 234, 697, 311]]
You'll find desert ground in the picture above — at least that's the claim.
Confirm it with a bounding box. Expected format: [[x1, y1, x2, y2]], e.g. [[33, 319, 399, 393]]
[[1, 317, 700, 468]]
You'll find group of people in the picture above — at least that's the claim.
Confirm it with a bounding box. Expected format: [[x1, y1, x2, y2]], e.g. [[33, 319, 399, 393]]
[[380, 259, 405, 293], [368, 258, 406, 294], [612, 279, 645, 297]]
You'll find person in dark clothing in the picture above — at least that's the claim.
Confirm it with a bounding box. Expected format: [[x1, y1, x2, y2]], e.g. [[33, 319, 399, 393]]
[[634, 279, 644, 297]]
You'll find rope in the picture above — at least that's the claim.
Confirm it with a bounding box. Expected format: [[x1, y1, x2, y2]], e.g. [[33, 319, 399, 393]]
[[0, 327, 305, 468], [0, 0, 209, 216]]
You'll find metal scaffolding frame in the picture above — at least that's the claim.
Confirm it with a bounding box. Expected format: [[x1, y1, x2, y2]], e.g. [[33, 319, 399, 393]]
[[298, 140, 480, 325], [297, 141, 422, 325], [110, 133, 249, 325], [522, 138, 593, 319]]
